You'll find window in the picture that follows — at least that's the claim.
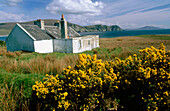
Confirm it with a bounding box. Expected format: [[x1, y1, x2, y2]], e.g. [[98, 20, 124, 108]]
[[78, 40, 81, 49], [88, 40, 90, 45]]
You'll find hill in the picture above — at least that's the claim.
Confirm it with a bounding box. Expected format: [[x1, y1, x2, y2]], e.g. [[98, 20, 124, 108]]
[[0, 19, 122, 35], [84, 24, 122, 32], [137, 26, 163, 30]]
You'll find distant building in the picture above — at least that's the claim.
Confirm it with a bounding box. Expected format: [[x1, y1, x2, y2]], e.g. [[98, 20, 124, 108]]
[[6, 15, 99, 53]]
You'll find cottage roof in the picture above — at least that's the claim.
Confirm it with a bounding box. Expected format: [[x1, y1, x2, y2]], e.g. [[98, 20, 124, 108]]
[[68, 27, 81, 37], [45, 26, 61, 38], [20, 24, 52, 40], [19, 24, 80, 40], [45, 26, 81, 37]]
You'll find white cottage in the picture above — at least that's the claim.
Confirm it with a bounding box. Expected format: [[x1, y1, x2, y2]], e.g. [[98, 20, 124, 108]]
[[6, 15, 99, 53]]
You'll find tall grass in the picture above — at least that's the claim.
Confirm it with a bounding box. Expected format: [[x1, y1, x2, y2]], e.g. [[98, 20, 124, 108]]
[[0, 80, 29, 111], [0, 72, 45, 111], [0, 47, 7, 56], [0, 54, 78, 75], [1, 35, 169, 75], [0, 47, 21, 57], [0, 67, 45, 110]]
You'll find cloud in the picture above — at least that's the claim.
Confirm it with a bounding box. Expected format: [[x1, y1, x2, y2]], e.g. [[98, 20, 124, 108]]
[[0, 11, 25, 22], [92, 20, 105, 25], [82, 0, 170, 28], [8, 0, 23, 6], [46, 0, 104, 15], [1, 0, 169, 28], [141, 4, 170, 12], [100, 8, 170, 28]]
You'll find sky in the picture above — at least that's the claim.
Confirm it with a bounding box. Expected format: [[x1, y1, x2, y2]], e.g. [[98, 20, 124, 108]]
[[0, 0, 170, 29]]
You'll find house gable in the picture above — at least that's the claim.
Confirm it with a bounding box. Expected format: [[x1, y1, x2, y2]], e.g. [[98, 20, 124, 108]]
[[17, 24, 36, 40], [6, 24, 35, 52]]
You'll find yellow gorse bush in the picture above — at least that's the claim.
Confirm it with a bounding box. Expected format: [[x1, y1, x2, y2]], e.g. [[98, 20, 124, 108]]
[[32, 43, 169, 111]]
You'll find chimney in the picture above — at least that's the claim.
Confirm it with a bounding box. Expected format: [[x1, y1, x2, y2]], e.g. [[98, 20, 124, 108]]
[[60, 14, 68, 39], [54, 20, 61, 29], [34, 19, 45, 30]]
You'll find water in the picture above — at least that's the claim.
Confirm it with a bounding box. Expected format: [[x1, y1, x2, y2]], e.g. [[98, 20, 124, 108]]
[[0, 36, 7, 41], [0, 29, 170, 41], [80, 29, 170, 38]]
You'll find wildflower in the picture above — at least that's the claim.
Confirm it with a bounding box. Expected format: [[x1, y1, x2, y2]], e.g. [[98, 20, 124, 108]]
[[46, 74, 49, 76], [137, 78, 141, 81], [51, 89, 55, 93], [32, 44, 169, 110], [163, 91, 169, 96], [32, 85, 36, 90], [68, 66, 71, 69]]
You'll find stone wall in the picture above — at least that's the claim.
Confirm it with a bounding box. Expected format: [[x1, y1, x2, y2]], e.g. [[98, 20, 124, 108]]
[[53, 39, 73, 53]]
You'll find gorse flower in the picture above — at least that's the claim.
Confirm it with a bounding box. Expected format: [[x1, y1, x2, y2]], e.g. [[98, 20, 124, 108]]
[[32, 44, 169, 111]]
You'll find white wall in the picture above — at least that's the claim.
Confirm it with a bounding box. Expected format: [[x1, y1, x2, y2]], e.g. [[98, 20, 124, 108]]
[[94, 35, 100, 48], [72, 35, 99, 53], [6, 24, 34, 52], [53, 39, 73, 53], [72, 38, 91, 53], [34, 40, 53, 53]]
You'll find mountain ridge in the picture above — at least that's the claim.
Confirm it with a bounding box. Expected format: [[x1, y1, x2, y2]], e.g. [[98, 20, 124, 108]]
[[0, 19, 122, 35], [137, 26, 163, 30], [125, 26, 163, 31]]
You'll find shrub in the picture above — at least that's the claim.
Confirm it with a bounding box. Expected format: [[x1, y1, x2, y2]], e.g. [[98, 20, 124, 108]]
[[32, 54, 119, 110], [32, 44, 169, 111], [0, 48, 6, 56], [117, 39, 123, 41], [15, 51, 22, 56], [5, 51, 16, 58], [110, 43, 169, 111], [129, 39, 136, 41], [0, 40, 6, 47], [93, 49, 98, 54], [118, 50, 134, 59]]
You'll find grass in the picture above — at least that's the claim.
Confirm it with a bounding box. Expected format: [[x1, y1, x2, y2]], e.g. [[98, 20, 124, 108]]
[[0, 34, 169, 110], [0, 29, 10, 35], [138, 34, 170, 40], [0, 53, 79, 75], [0, 68, 44, 97], [1, 35, 169, 75], [0, 68, 44, 110], [100, 35, 170, 50]]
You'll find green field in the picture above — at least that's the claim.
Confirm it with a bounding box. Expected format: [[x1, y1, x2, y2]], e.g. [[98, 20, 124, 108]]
[[138, 34, 170, 40], [0, 29, 10, 35]]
